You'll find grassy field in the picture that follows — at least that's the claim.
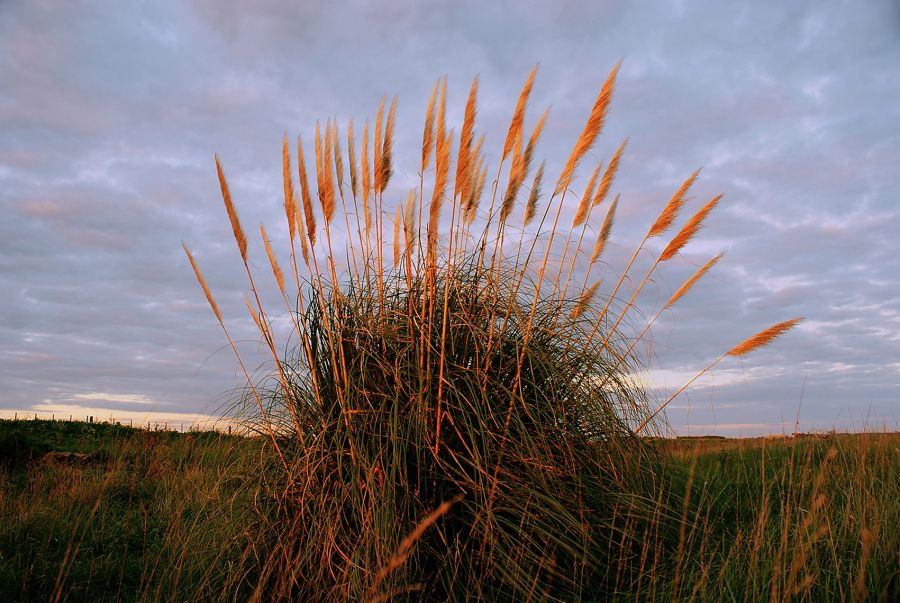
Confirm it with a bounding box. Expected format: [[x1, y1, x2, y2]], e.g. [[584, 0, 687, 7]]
[[1, 419, 896, 601], [6, 64, 896, 601]]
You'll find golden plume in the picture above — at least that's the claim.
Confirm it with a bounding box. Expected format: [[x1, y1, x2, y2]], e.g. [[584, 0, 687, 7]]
[[282, 134, 296, 240], [422, 80, 439, 173], [648, 168, 701, 238], [573, 160, 602, 227], [454, 77, 479, 200], [571, 280, 602, 319], [524, 160, 545, 226], [502, 65, 538, 162], [260, 224, 284, 293], [663, 252, 724, 309], [553, 61, 620, 196], [182, 242, 223, 323], [380, 96, 397, 193], [214, 155, 247, 262], [659, 194, 723, 261], [589, 194, 619, 266], [347, 118, 359, 200], [593, 138, 627, 207], [296, 136, 316, 247], [728, 318, 803, 357]]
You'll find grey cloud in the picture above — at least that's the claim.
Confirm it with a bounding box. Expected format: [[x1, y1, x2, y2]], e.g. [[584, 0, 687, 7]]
[[1, 0, 897, 434]]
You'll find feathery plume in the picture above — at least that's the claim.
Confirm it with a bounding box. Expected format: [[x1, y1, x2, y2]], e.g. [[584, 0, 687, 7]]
[[502, 64, 538, 162], [374, 96, 385, 195], [393, 204, 402, 266], [589, 194, 619, 266], [436, 78, 447, 150], [320, 119, 336, 223], [571, 280, 602, 319], [379, 97, 398, 194], [347, 118, 359, 199], [554, 61, 620, 196], [293, 195, 310, 265], [296, 136, 316, 247], [524, 160, 545, 226], [282, 135, 296, 240], [664, 252, 723, 309], [331, 120, 344, 198], [573, 161, 602, 227], [430, 127, 453, 237], [659, 194, 723, 261], [468, 163, 488, 226], [260, 224, 285, 293], [728, 318, 803, 357], [422, 80, 439, 173], [245, 295, 263, 332], [454, 77, 479, 200], [214, 156, 247, 262], [500, 107, 546, 225], [182, 242, 223, 323], [648, 168, 701, 238], [361, 120, 371, 209], [361, 121, 372, 234], [593, 138, 627, 207], [404, 188, 417, 256]]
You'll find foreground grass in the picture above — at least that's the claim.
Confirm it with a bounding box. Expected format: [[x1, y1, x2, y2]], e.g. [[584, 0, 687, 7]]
[[0, 419, 265, 602], [1, 419, 896, 601]]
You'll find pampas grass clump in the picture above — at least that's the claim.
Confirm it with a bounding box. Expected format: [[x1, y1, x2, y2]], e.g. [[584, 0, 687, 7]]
[[184, 64, 799, 600]]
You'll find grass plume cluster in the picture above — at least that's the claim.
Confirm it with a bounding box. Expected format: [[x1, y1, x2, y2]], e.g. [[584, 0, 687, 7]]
[[183, 65, 803, 599]]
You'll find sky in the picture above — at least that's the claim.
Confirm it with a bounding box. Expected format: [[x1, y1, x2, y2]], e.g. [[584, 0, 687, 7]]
[[1, 0, 898, 435]]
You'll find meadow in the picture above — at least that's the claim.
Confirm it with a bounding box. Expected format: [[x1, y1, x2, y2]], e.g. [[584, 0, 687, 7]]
[[1, 420, 896, 601], [3, 64, 898, 600]]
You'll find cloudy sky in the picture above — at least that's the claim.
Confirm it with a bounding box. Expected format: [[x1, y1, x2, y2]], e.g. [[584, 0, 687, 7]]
[[1, 0, 898, 435]]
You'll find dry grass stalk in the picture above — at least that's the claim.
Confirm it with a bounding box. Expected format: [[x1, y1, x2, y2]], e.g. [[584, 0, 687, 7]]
[[380, 97, 398, 194], [348, 119, 359, 200], [468, 163, 488, 226], [182, 243, 223, 323], [214, 156, 248, 262], [659, 194, 723, 261], [392, 204, 402, 267], [553, 61, 620, 196], [664, 252, 724, 309], [430, 124, 452, 245], [321, 120, 336, 223], [261, 224, 285, 293], [454, 77, 478, 201], [648, 168, 701, 238], [422, 80, 439, 173], [362, 120, 372, 210], [403, 189, 417, 256], [373, 97, 385, 195], [573, 161, 602, 228], [462, 137, 486, 221], [524, 160, 545, 226], [728, 318, 803, 356], [296, 137, 316, 247], [500, 110, 546, 225], [283, 135, 297, 240], [593, 138, 627, 207], [293, 195, 311, 265], [502, 64, 538, 162], [366, 496, 462, 599], [571, 280, 602, 319], [331, 120, 344, 199], [589, 194, 619, 266]]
